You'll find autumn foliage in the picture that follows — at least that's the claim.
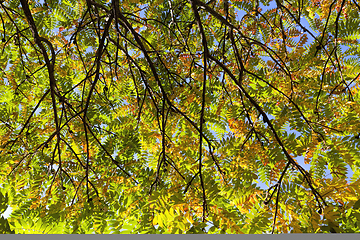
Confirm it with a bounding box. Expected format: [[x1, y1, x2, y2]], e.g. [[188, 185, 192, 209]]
[[0, 0, 360, 234]]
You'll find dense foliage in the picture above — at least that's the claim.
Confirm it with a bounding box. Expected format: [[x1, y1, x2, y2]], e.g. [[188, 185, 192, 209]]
[[0, 0, 360, 234]]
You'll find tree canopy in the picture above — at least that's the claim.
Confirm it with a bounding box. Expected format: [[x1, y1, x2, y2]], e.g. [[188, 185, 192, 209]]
[[0, 0, 360, 234]]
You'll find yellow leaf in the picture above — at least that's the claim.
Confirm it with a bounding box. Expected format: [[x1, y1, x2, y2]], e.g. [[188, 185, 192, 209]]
[[310, 212, 320, 230], [290, 221, 302, 233], [185, 212, 193, 224], [158, 214, 164, 228], [152, 215, 158, 226], [324, 206, 339, 222]]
